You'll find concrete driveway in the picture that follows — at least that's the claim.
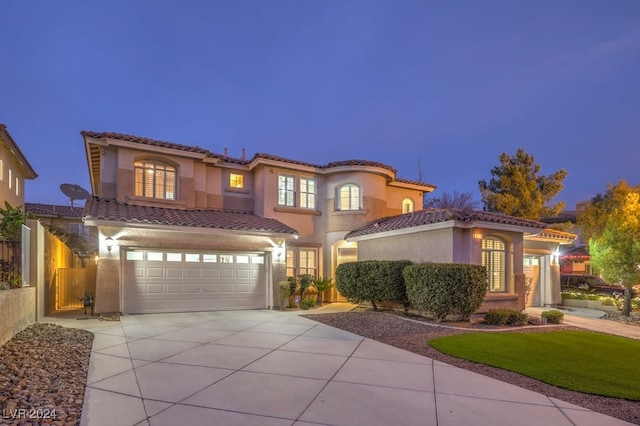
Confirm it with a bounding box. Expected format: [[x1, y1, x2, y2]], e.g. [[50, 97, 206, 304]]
[[47, 308, 632, 426]]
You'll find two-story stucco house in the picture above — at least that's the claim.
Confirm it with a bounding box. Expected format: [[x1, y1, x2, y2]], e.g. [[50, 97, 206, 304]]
[[81, 131, 435, 314], [0, 125, 38, 208]]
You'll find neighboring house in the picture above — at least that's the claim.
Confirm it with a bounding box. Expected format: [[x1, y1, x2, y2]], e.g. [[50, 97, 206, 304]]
[[542, 209, 593, 275], [0, 124, 38, 208], [81, 131, 436, 314], [24, 203, 98, 266], [345, 209, 575, 312], [0, 125, 37, 287], [523, 228, 576, 307]]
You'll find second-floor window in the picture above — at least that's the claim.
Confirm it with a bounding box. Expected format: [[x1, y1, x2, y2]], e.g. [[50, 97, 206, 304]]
[[402, 198, 414, 213], [299, 177, 316, 209], [135, 160, 176, 200], [278, 174, 295, 207], [230, 173, 244, 189], [339, 184, 360, 210]]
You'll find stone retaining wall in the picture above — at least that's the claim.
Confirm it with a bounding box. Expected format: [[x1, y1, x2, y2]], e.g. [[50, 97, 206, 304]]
[[0, 287, 36, 346]]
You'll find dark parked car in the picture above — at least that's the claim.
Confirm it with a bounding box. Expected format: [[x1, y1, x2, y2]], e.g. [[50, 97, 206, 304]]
[[561, 274, 628, 297]]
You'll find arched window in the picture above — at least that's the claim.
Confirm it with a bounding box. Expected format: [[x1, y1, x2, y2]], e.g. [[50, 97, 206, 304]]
[[482, 237, 506, 292], [402, 198, 414, 213], [339, 184, 360, 210], [134, 160, 176, 200]]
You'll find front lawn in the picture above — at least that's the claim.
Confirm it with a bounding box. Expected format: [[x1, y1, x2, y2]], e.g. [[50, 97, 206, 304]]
[[429, 330, 640, 400]]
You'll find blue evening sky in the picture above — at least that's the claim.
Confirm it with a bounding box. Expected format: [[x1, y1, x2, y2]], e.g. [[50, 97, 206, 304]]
[[1, 0, 639, 210]]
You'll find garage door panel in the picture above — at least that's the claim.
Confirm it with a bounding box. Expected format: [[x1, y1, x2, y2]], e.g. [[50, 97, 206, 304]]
[[146, 268, 165, 278], [201, 284, 219, 293], [124, 249, 266, 314], [166, 284, 184, 294], [146, 284, 165, 294], [236, 269, 250, 279], [201, 269, 218, 278], [184, 268, 202, 278], [219, 283, 235, 293], [235, 283, 250, 293], [184, 284, 203, 293], [166, 268, 183, 278], [220, 269, 234, 278], [165, 299, 183, 309]]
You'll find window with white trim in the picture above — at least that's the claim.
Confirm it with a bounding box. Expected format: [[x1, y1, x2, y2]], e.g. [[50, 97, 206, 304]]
[[482, 237, 506, 292], [0, 159, 4, 181], [134, 160, 176, 200], [402, 198, 414, 213], [278, 174, 295, 207], [286, 247, 318, 277], [339, 184, 360, 210], [8, 169, 12, 190], [299, 177, 317, 209]]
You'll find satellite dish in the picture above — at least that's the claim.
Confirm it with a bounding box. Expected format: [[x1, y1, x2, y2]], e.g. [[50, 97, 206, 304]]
[[60, 183, 90, 210]]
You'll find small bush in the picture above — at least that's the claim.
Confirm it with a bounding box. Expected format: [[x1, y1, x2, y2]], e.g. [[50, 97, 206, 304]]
[[0, 282, 8, 290], [278, 281, 291, 311], [484, 309, 528, 326], [300, 297, 316, 309], [541, 310, 564, 324]]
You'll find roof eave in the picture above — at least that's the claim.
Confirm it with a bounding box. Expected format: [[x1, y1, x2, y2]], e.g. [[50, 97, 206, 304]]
[[82, 217, 299, 239]]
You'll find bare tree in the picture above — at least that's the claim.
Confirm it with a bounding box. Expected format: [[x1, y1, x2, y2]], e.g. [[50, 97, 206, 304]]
[[423, 190, 479, 213]]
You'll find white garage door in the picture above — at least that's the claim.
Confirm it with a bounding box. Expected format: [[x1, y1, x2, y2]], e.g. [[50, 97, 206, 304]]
[[123, 250, 267, 314]]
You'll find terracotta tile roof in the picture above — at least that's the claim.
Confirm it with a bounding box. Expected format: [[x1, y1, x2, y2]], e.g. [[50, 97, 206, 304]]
[[560, 246, 591, 259], [82, 131, 435, 188], [345, 209, 548, 239], [25, 203, 83, 218], [0, 124, 38, 178], [83, 197, 299, 235], [80, 131, 218, 156], [533, 228, 577, 242]]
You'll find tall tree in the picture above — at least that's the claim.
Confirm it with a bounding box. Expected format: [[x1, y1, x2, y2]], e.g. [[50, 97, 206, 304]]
[[578, 181, 640, 316], [424, 190, 479, 213], [479, 148, 568, 220]]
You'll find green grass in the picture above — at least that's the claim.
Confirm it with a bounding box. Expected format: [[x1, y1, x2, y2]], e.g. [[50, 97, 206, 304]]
[[429, 330, 640, 400]]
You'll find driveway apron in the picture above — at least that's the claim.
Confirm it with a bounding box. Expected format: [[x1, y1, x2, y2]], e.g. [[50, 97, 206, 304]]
[[72, 309, 633, 426]]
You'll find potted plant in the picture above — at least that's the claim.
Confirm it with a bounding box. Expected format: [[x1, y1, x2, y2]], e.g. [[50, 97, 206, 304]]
[[312, 276, 334, 306]]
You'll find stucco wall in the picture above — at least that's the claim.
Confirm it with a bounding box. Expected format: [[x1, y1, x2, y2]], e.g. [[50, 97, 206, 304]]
[[94, 258, 120, 314], [0, 287, 35, 346], [357, 228, 456, 263]]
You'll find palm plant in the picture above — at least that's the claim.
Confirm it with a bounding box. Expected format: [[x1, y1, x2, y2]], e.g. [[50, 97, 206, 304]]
[[312, 276, 334, 306]]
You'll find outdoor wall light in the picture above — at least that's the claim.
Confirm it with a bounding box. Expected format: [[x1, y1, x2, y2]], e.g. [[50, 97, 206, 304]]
[[275, 243, 285, 261], [105, 236, 114, 252]]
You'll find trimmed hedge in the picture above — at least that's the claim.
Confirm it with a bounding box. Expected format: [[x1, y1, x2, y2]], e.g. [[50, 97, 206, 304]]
[[541, 309, 564, 324], [484, 309, 528, 326], [335, 260, 413, 311], [403, 263, 488, 321]]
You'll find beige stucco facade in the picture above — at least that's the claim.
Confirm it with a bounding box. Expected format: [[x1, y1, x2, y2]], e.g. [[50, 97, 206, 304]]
[[349, 214, 553, 312], [82, 131, 435, 313]]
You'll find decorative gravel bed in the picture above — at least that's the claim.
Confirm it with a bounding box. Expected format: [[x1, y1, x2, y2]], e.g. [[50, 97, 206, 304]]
[[306, 310, 640, 425], [0, 323, 93, 426]]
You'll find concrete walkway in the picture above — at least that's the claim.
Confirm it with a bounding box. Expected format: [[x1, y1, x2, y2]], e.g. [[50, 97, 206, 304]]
[[44, 305, 635, 426]]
